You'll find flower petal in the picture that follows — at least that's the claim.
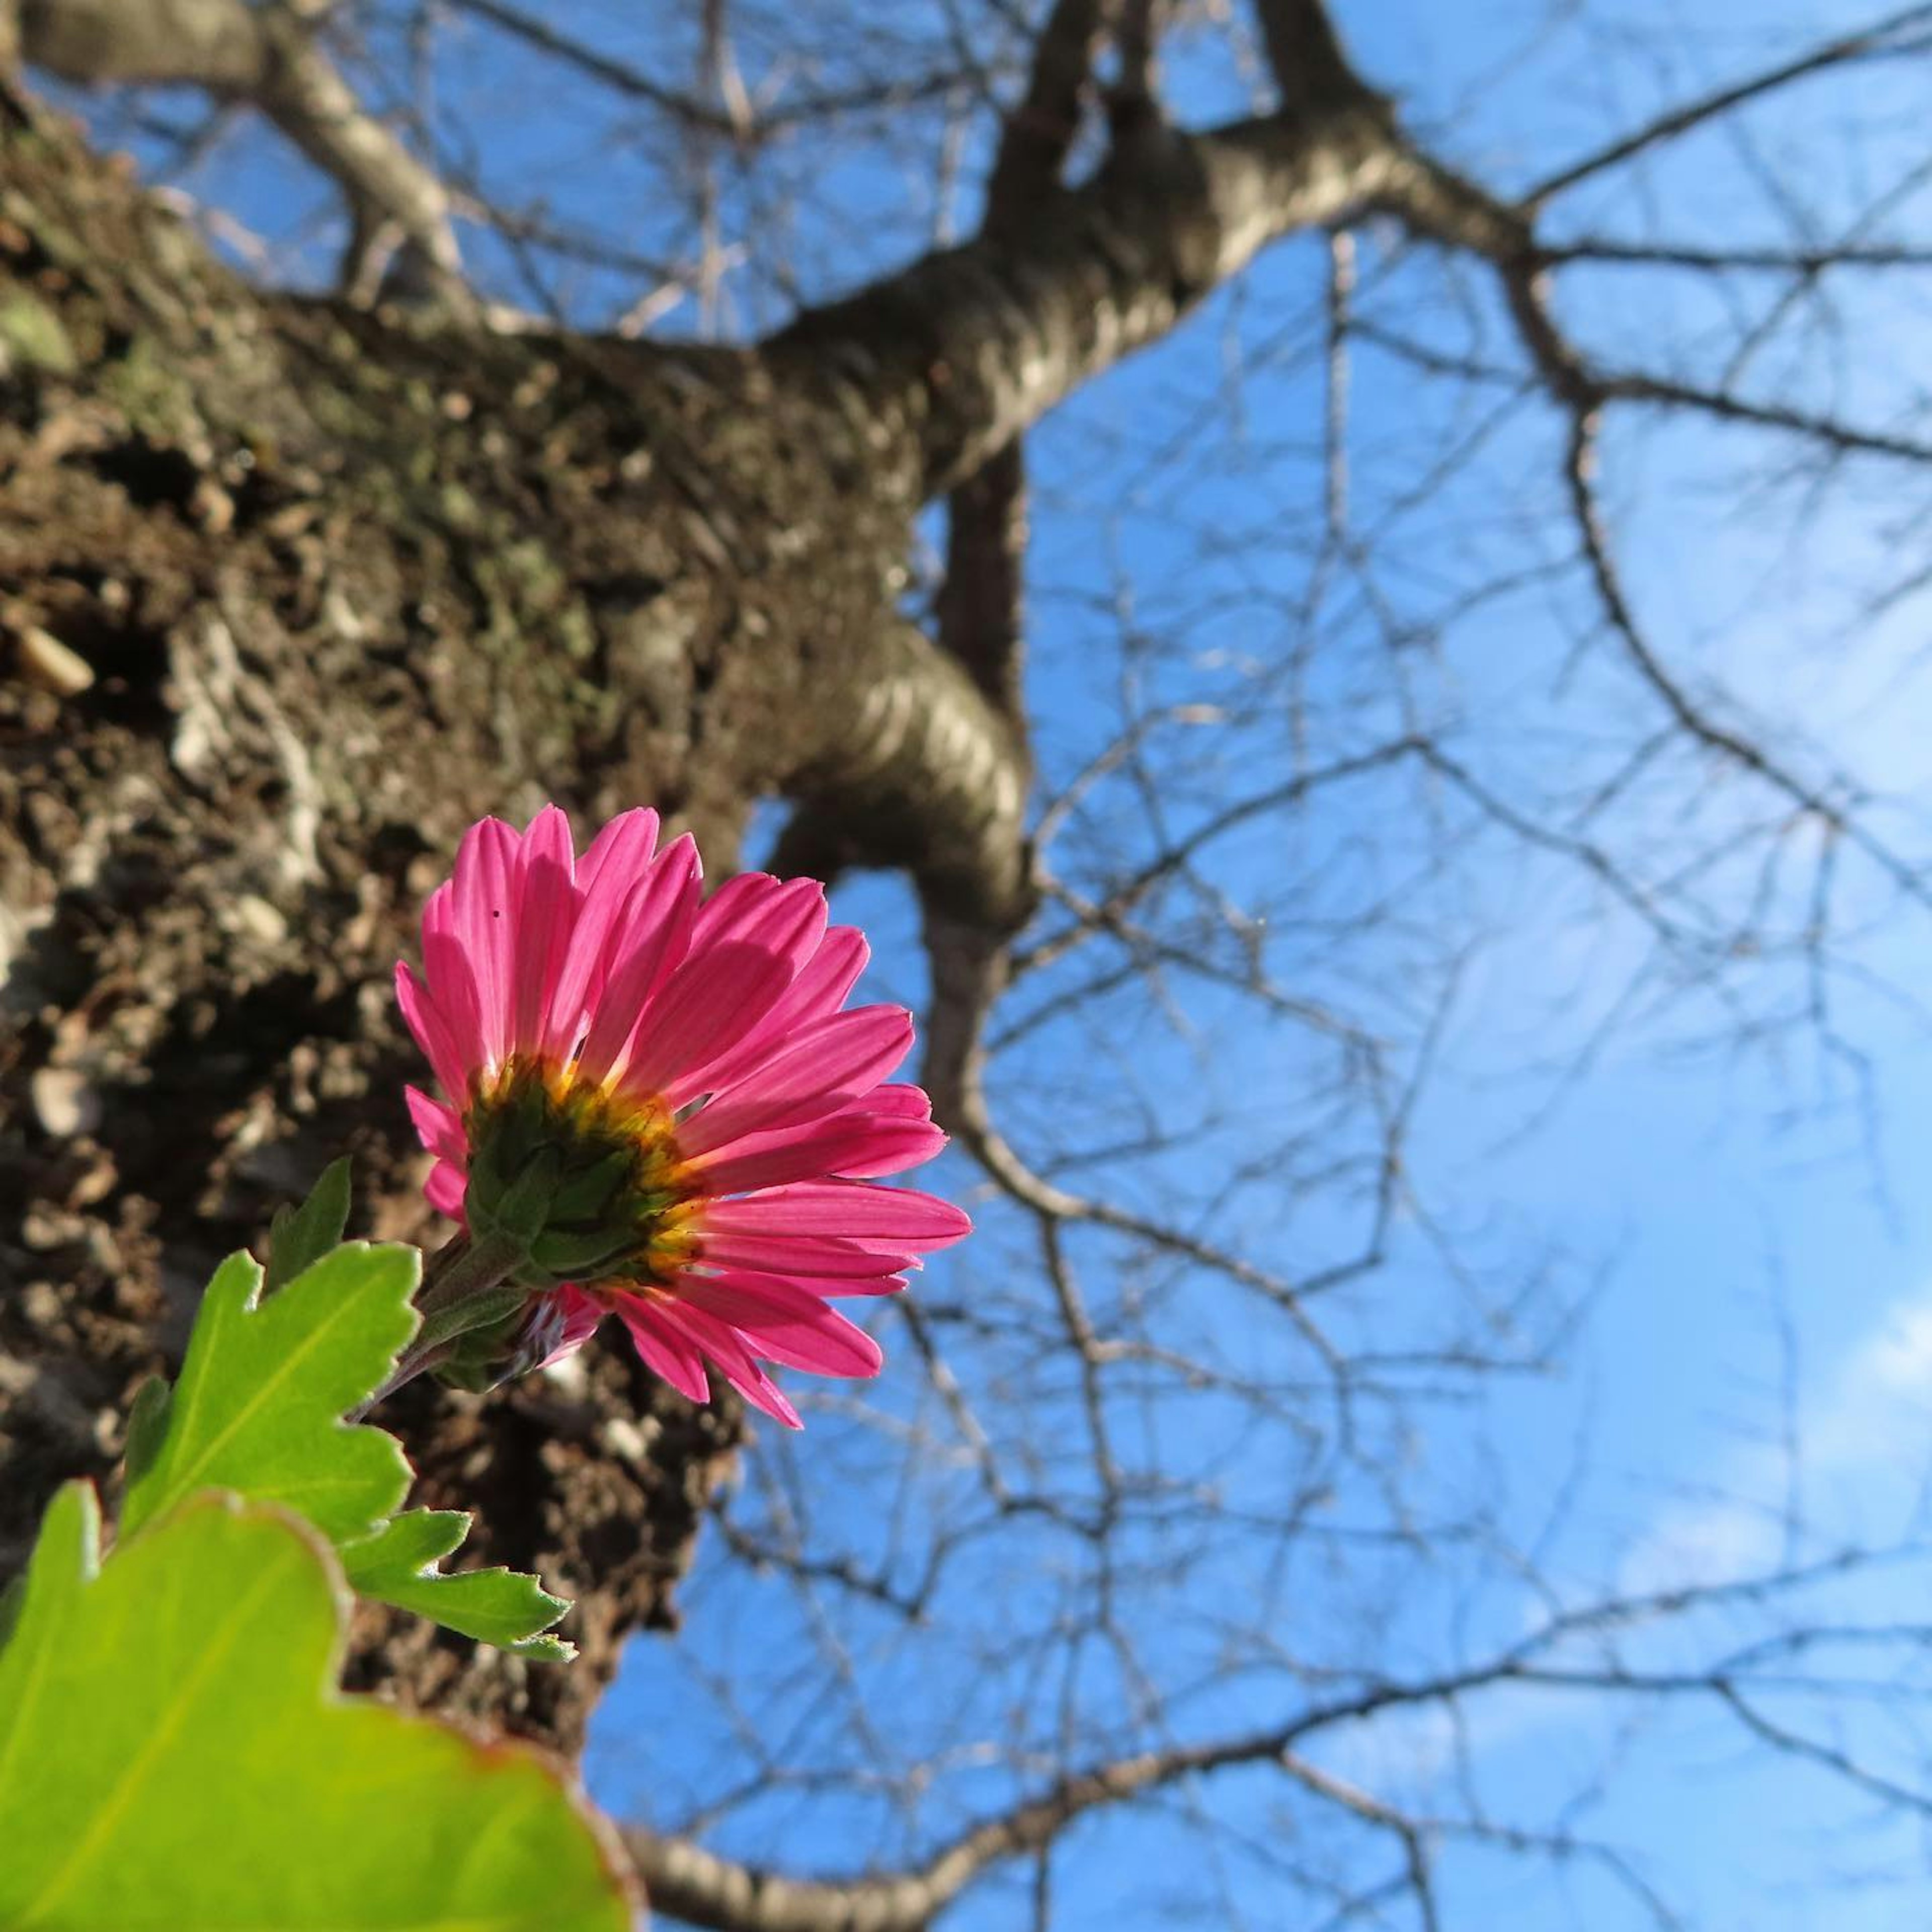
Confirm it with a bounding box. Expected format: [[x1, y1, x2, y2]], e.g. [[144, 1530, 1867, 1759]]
[[697, 1231, 917, 1280], [574, 807, 661, 903], [552, 823, 687, 1057], [525, 1285, 605, 1369], [692, 873, 825, 960], [691, 1108, 947, 1195], [512, 805, 579, 1060], [419, 886, 487, 1086], [405, 1084, 468, 1164], [619, 942, 795, 1099], [395, 963, 471, 1103], [652, 1301, 803, 1428], [573, 841, 703, 1088], [425, 1158, 468, 1218], [449, 816, 519, 1072], [701, 1180, 972, 1251], [614, 1296, 711, 1405], [699, 926, 870, 1093], [674, 1273, 883, 1378], [856, 1083, 934, 1120], [677, 1005, 914, 1157]]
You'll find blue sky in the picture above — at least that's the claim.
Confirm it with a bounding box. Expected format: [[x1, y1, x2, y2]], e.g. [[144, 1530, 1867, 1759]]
[[59, 2, 1932, 1923], [583, 7, 1932, 1926]]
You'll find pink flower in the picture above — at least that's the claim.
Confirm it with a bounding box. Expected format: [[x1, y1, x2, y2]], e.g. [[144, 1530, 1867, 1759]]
[[396, 806, 969, 1427]]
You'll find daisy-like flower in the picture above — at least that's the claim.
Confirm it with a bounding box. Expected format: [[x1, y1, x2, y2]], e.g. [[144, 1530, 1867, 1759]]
[[395, 805, 969, 1428]]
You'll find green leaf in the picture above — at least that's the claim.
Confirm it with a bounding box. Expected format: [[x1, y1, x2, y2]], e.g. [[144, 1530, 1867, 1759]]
[[263, 1155, 354, 1295], [118, 1240, 576, 1656], [342, 1509, 576, 1661], [120, 1244, 419, 1544], [120, 1374, 173, 1487], [0, 1485, 635, 1930]]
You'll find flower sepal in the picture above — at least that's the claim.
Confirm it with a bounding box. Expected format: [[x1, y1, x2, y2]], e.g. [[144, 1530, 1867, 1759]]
[[525, 1225, 637, 1280], [461, 1077, 566, 1252], [458, 1067, 666, 1296], [410, 1236, 536, 1354], [431, 1301, 542, 1394]]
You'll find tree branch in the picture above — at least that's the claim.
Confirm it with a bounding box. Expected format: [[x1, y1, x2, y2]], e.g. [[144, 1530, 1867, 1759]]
[[446, 0, 985, 147], [18, 0, 470, 306], [773, 100, 1407, 497], [625, 1550, 1932, 1932], [1525, 3, 1932, 205]]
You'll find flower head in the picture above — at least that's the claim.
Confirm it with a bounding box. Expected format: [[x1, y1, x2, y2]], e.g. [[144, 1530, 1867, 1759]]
[[396, 806, 969, 1427]]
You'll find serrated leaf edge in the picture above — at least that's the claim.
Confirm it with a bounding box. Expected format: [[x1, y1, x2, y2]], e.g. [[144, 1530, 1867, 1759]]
[[342, 1507, 574, 1656], [124, 1245, 417, 1540]]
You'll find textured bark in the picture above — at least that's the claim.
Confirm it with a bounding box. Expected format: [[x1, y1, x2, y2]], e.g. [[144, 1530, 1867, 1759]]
[[0, 0, 1468, 1757], [0, 78, 1013, 1752]]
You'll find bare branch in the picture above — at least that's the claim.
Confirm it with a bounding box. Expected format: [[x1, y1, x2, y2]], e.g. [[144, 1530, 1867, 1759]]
[[20, 0, 469, 305], [1543, 239, 1932, 273], [447, 0, 986, 146], [627, 1551, 1932, 1932], [1526, 4, 1932, 204]]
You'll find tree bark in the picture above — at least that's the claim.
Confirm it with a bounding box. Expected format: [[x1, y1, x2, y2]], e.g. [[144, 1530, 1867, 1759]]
[[0, 0, 1480, 1752], [0, 77, 1018, 1752]]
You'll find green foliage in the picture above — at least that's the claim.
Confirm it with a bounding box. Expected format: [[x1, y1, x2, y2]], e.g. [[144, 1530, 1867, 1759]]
[[122, 1239, 572, 1657], [0, 1484, 633, 1930], [118, 1371, 172, 1487], [343, 1509, 575, 1661], [264, 1154, 354, 1294], [120, 1244, 417, 1544]]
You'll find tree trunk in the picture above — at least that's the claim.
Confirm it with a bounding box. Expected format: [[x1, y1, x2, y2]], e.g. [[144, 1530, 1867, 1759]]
[[0, 79, 1011, 1753], [2, 0, 1457, 1747]]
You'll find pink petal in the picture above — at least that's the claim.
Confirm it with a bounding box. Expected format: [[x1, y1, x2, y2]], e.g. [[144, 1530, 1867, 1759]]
[[698, 1231, 917, 1280], [449, 817, 519, 1071], [692, 1109, 947, 1195], [574, 807, 661, 903], [550, 817, 679, 1053], [738, 879, 829, 978], [527, 1286, 605, 1370], [702, 1180, 972, 1250], [615, 1297, 711, 1405], [674, 1273, 883, 1378], [419, 895, 488, 1083], [405, 1085, 468, 1164], [425, 1158, 468, 1218], [692, 873, 824, 960], [420, 876, 454, 950], [573, 841, 703, 1088], [677, 1005, 914, 1157], [685, 869, 763, 940], [395, 963, 472, 1103], [699, 926, 871, 1094], [692, 1260, 910, 1300], [653, 1301, 803, 1428], [794, 1272, 908, 1297], [512, 806, 579, 1059], [619, 943, 796, 1099], [661, 877, 828, 1064], [858, 1083, 933, 1120]]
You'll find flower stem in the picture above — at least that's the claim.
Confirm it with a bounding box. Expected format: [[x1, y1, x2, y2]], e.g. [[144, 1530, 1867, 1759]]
[[415, 1227, 530, 1330], [348, 1337, 457, 1421], [349, 1229, 530, 1419]]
